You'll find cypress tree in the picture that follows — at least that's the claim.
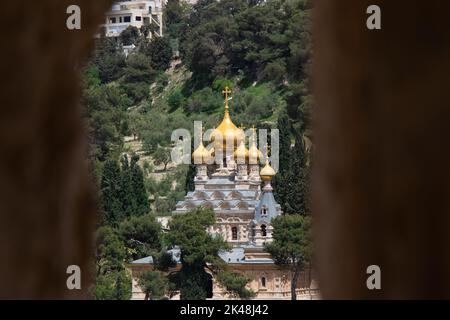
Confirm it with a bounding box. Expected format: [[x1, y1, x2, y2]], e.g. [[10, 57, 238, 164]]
[[285, 134, 309, 215], [273, 110, 292, 213], [185, 164, 196, 192], [100, 159, 123, 225], [119, 154, 135, 218], [130, 153, 150, 216]]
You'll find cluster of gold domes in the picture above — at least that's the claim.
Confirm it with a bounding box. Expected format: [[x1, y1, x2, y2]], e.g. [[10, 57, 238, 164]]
[[192, 86, 276, 180]]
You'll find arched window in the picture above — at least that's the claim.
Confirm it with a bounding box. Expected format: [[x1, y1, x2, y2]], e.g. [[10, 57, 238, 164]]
[[261, 206, 268, 216], [261, 225, 267, 237], [261, 277, 266, 288], [232, 227, 238, 240]]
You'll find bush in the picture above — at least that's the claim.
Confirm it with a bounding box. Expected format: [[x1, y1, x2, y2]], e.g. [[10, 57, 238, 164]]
[[155, 73, 169, 93], [168, 90, 184, 111], [121, 82, 150, 105], [184, 87, 222, 114]]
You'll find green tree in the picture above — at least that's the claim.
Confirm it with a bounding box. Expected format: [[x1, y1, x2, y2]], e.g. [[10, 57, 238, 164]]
[[285, 135, 309, 215], [120, 26, 140, 46], [265, 214, 312, 300], [83, 85, 130, 160], [153, 146, 171, 171], [100, 159, 123, 225], [166, 208, 253, 299], [121, 52, 155, 104], [114, 270, 132, 300], [119, 154, 135, 217], [93, 270, 131, 300], [96, 226, 126, 275], [141, 36, 173, 71], [273, 110, 292, 213], [119, 214, 162, 260], [93, 37, 126, 83], [82, 65, 101, 88], [185, 164, 196, 192], [130, 154, 150, 215], [168, 90, 184, 111], [138, 270, 170, 300]]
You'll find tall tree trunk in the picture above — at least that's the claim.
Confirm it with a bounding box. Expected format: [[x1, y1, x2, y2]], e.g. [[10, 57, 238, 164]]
[[291, 266, 300, 300]]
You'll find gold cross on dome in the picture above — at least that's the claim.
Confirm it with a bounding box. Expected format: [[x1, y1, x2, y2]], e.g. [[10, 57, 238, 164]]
[[222, 86, 232, 110], [222, 86, 232, 99]]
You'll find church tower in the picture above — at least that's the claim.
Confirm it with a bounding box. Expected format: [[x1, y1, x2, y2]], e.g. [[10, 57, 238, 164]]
[[251, 157, 281, 246]]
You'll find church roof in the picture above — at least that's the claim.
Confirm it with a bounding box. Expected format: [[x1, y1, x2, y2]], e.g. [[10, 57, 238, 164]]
[[130, 247, 182, 265], [254, 189, 280, 223], [175, 199, 259, 211], [131, 247, 274, 265], [184, 189, 259, 200]]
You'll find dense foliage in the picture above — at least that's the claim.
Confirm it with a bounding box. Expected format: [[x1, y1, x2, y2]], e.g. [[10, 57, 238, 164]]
[[166, 209, 254, 299], [83, 0, 313, 300], [265, 214, 312, 300]]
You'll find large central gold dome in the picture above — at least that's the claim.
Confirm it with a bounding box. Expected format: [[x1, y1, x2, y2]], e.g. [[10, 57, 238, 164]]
[[210, 86, 244, 150]]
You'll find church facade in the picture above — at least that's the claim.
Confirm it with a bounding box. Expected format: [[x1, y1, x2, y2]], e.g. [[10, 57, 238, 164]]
[[129, 87, 319, 300]]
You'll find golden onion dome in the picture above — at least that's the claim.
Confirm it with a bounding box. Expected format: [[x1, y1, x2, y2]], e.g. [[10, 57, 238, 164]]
[[211, 113, 241, 142], [210, 86, 244, 149], [248, 142, 262, 164], [234, 140, 249, 162], [260, 159, 276, 181], [192, 142, 210, 163]]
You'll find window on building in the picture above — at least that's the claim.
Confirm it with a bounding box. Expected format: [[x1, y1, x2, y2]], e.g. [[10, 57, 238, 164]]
[[119, 17, 123, 23], [261, 277, 266, 288], [109, 17, 117, 24], [136, 16, 142, 21], [261, 206, 268, 216], [261, 225, 267, 237], [232, 227, 238, 240], [124, 16, 131, 23]]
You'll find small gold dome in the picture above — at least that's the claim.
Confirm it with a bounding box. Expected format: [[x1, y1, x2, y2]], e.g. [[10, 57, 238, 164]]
[[234, 140, 249, 162], [248, 142, 262, 164], [260, 159, 276, 181], [192, 142, 210, 163]]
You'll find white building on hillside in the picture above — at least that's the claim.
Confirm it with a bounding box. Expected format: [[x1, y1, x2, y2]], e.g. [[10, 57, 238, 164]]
[[101, 1, 164, 39]]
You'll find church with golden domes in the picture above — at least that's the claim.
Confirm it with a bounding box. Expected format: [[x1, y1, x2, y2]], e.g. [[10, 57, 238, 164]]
[[129, 87, 318, 300]]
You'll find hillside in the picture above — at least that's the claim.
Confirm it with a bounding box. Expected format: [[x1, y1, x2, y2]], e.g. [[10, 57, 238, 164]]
[[85, 0, 313, 300]]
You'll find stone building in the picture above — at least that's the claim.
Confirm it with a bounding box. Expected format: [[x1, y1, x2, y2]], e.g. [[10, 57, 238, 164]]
[[129, 88, 319, 299], [101, 1, 164, 39]]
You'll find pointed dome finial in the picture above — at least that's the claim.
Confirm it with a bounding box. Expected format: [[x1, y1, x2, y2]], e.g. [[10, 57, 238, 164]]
[[222, 86, 232, 113]]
